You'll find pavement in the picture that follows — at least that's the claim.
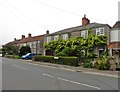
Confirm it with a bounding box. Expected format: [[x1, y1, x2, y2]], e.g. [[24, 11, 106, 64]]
[[23, 59, 119, 78]]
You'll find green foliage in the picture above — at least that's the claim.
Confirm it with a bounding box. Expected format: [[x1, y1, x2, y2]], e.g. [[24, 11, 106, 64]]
[[5, 55, 20, 59], [2, 45, 19, 56], [33, 55, 53, 62], [33, 55, 78, 66], [19, 46, 31, 56], [56, 52, 67, 56], [14, 55, 20, 59], [59, 47, 75, 56], [95, 51, 110, 70], [44, 29, 108, 67], [87, 51, 97, 59], [83, 59, 93, 68], [94, 59, 110, 70], [58, 56, 78, 66]]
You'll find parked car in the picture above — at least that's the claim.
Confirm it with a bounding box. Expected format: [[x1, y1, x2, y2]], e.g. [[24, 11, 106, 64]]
[[21, 53, 36, 59]]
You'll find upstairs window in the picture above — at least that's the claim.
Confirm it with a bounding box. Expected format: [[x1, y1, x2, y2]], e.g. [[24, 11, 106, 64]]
[[54, 35, 59, 41], [47, 36, 51, 43], [81, 30, 88, 38], [96, 27, 105, 35], [62, 34, 68, 40]]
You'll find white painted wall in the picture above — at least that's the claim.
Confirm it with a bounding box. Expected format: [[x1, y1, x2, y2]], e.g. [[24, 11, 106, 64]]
[[110, 30, 120, 42]]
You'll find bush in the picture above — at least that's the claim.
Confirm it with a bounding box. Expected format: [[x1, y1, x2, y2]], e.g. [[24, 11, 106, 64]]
[[33, 55, 53, 63], [19, 46, 31, 56], [5, 55, 14, 58], [83, 59, 93, 68], [33, 55, 78, 66], [56, 52, 67, 56], [14, 55, 20, 59], [5, 55, 20, 59], [94, 59, 110, 70]]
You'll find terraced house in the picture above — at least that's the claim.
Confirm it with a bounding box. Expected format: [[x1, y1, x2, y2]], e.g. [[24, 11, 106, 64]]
[[109, 21, 120, 62], [44, 15, 111, 57], [5, 33, 44, 55], [4, 15, 120, 61]]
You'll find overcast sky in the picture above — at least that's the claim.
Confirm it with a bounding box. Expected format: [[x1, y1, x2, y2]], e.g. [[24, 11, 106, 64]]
[[0, 0, 119, 45]]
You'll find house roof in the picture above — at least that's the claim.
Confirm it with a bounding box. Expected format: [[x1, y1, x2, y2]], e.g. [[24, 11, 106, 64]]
[[112, 21, 120, 29], [108, 42, 120, 49], [5, 35, 44, 45], [48, 22, 110, 36], [19, 35, 44, 44], [5, 39, 21, 45]]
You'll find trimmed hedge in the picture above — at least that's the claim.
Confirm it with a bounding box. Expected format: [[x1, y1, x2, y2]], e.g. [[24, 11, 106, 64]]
[[32, 55, 79, 66], [5, 55, 20, 59]]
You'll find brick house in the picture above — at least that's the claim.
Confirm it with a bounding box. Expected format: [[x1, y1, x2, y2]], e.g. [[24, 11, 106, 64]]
[[109, 21, 120, 62], [5, 33, 44, 55], [44, 15, 111, 56]]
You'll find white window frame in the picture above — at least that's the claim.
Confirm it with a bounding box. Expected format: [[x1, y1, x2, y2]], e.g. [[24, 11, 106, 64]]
[[81, 30, 88, 38], [54, 35, 59, 41], [47, 36, 51, 43], [62, 34, 68, 40], [96, 27, 105, 36]]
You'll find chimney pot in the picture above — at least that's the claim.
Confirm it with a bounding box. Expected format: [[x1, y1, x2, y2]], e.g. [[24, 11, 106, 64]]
[[22, 35, 25, 39], [46, 30, 49, 34], [14, 38, 16, 41], [28, 33, 32, 37], [82, 14, 90, 26]]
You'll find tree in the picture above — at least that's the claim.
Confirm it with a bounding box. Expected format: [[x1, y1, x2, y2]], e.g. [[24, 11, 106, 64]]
[[2, 45, 19, 55], [19, 46, 31, 56]]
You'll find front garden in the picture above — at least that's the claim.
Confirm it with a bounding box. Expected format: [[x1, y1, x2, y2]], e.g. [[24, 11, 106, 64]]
[[35, 29, 120, 70]]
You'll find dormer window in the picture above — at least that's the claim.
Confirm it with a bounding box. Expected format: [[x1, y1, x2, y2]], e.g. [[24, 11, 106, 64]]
[[96, 27, 105, 35]]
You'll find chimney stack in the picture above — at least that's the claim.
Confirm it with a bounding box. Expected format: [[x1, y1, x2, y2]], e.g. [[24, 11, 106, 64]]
[[22, 35, 25, 39], [28, 33, 32, 37], [46, 30, 49, 34], [14, 38, 16, 41], [82, 14, 90, 26]]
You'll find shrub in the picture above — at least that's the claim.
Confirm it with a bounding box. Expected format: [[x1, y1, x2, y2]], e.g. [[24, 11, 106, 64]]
[[5, 55, 20, 59], [33, 55, 78, 66], [5, 55, 14, 58], [33, 55, 53, 63], [83, 59, 93, 68], [94, 59, 110, 70], [13, 55, 20, 59], [19, 46, 31, 56], [56, 52, 67, 56], [58, 57, 78, 66]]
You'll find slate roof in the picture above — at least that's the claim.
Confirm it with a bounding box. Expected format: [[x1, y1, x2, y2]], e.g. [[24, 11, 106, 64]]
[[48, 22, 110, 36]]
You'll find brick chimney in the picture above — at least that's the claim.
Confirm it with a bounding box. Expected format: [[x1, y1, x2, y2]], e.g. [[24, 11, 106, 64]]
[[14, 38, 16, 41], [22, 35, 25, 39], [82, 14, 90, 26], [46, 30, 49, 34], [28, 33, 32, 37]]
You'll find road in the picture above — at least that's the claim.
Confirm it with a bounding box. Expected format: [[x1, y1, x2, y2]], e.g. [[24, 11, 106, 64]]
[[1, 57, 119, 90]]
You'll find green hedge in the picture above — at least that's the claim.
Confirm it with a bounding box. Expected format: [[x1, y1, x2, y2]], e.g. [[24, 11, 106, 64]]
[[5, 55, 20, 59], [33, 55, 78, 66]]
